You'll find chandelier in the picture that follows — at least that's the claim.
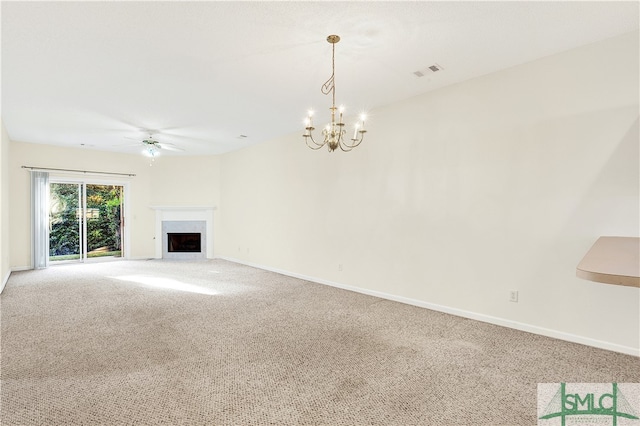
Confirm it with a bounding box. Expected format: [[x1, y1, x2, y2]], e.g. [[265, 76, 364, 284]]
[[303, 35, 366, 152]]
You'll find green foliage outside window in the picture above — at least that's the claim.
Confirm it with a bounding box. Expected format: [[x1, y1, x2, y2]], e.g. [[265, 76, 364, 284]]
[[49, 184, 123, 259]]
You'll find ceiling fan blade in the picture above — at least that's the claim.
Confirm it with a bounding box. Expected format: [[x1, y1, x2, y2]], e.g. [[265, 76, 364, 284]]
[[114, 142, 144, 147], [157, 143, 184, 152]]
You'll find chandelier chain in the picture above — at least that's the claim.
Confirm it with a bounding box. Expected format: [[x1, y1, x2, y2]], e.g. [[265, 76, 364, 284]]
[[321, 42, 336, 108]]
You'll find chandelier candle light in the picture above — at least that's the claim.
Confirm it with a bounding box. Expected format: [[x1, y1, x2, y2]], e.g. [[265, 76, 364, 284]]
[[304, 35, 367, 152]]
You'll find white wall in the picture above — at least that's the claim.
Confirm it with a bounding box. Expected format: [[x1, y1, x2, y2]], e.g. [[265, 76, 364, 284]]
[[147, 155, 221, 256], [0, 120, 11, 292], [9, 142, 221, 268], [218, 32, 640, 354]]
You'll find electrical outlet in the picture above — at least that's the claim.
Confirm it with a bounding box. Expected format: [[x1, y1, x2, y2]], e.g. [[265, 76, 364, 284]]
[[338, 264, 343, 271], [509, 290, 519, 303]]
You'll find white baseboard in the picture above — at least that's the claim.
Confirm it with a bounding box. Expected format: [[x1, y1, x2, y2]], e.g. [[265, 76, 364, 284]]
[[123, 256, 157, 261], [216, 256, 639, 357], [0, 270, 10, 294], [11, 266, 31, 272]]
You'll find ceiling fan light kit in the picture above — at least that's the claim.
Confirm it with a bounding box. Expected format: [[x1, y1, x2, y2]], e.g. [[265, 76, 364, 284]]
[[143, 145, 159, 158], [303, 35, 367, 153], [119, 133, 186, 164]]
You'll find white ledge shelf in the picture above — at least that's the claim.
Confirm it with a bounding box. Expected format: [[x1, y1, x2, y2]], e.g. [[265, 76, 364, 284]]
[[576, 237, 640, 288]]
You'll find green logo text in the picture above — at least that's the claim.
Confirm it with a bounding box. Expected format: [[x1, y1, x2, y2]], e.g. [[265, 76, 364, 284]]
[[539, 383, 639, 426]]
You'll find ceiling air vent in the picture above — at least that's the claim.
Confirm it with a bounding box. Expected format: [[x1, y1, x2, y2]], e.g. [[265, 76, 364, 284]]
[[413, 63, 444, 78]]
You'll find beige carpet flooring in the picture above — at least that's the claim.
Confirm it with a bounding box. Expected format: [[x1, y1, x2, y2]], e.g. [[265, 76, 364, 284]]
[[1, 259, 638, 425]]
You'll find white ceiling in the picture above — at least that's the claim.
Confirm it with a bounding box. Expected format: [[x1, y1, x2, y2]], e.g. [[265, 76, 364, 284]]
[[2, 1, 638, 156]]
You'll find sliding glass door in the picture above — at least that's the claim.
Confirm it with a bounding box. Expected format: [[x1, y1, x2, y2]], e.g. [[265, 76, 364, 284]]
[[85, 184, 123, 259], [49, 183, 81, 261], [49, 182, 124, 262]]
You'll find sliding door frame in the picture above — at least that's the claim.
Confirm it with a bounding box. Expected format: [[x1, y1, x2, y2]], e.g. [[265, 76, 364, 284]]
[[48, 175, 130, 263]]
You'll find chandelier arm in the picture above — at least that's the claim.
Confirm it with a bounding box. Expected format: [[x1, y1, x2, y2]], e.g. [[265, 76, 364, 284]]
[[341, 132, 365, 151], [338, 142, 353, 152], [307, 141, 325, 150], [351, 132, 364, 148], [309, 132, 325, 147], [304, 133, 326, 150], [350, 133, 365, 149], [336, 127, 345, 147]]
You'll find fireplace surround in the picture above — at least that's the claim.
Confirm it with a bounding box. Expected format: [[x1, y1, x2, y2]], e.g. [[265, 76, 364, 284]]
[[162, 221, 206, 259], [151, 206, 215, 260]]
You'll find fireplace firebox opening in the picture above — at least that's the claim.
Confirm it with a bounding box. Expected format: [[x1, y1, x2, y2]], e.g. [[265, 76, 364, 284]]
[[168, 233, 202, 253]]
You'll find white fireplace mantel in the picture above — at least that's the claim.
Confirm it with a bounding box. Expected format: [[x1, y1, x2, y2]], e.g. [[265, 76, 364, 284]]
[[151, 206, 216, 259], [150, 205, 217, 212]]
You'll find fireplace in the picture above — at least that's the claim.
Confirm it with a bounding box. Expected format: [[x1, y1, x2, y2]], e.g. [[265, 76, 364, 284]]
[[152, 206, 215, 260], [161, 220, 207, 260], [168, 233, 202, 253]]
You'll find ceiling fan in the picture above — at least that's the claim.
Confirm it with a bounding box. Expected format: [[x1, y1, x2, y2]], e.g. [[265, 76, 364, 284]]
[[121, 134, 185, 159]]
